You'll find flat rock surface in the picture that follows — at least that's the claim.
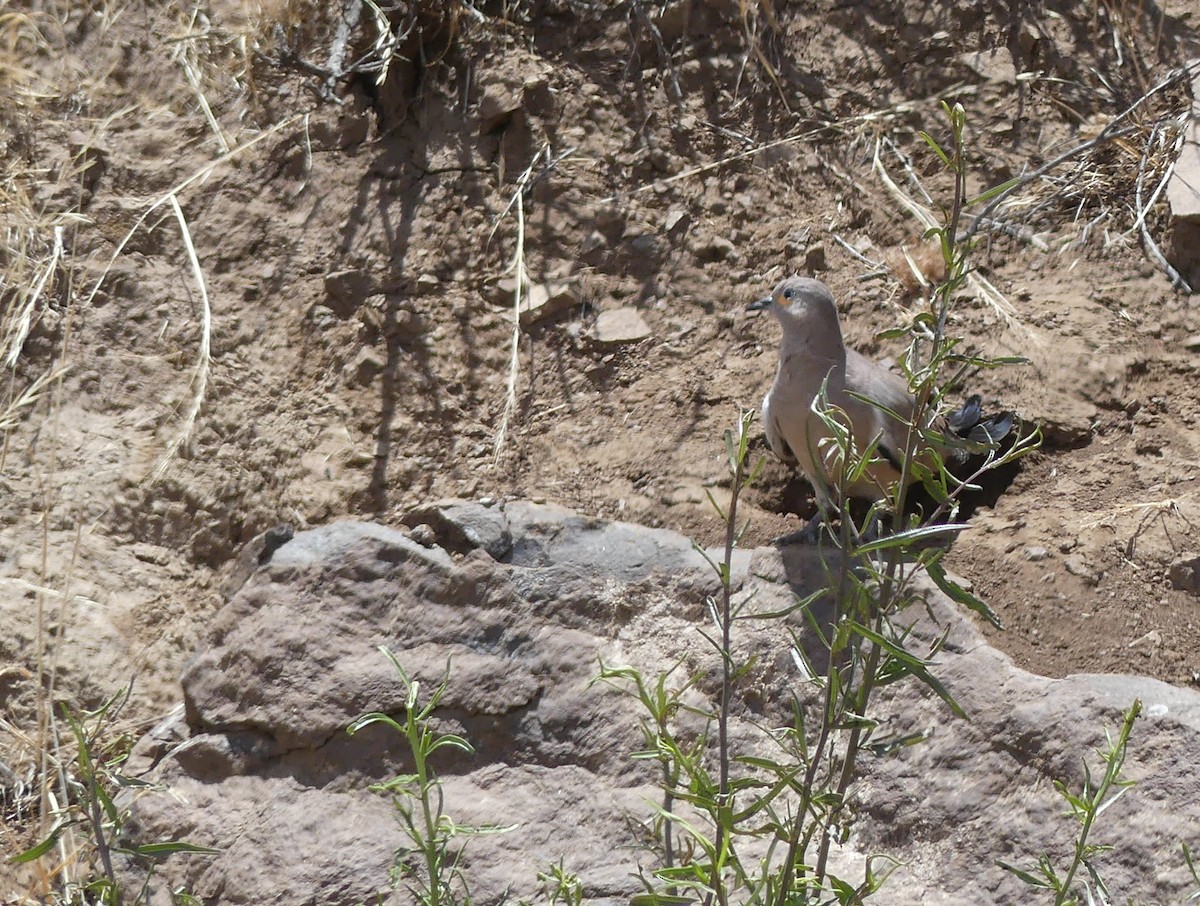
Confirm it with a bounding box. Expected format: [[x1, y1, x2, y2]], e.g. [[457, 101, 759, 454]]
[[591, 307, 653, 343], [123, 503, 1200, 905]]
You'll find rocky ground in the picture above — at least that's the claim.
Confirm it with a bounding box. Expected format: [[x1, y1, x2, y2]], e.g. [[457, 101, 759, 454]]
[[110, 504, 1200, 905], [2, 0, 1200, 898]]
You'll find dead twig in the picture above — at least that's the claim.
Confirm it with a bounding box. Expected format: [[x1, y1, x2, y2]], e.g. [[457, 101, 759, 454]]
[[1132, 120, 1191, 291]]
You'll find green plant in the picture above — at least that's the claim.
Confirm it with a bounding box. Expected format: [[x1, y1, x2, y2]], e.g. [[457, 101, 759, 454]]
[[998, 700, 1141, 905], [592, 659, 704, 887], [529, 859, 586, 906], [348, 647, 511, 906], [594, 101, 1040, 906], [8, 686, 217, 905]]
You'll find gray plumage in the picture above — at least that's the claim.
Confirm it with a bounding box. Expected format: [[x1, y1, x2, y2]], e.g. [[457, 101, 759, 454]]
[[748, 276, 1010, 511]]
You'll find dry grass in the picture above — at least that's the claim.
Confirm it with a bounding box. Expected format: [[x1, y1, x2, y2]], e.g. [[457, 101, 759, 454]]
[[0, 2, 313, 900], [959, 58, 1198, 289], [1080, 493, 1197, 559], [870, 137, 1024, 329]]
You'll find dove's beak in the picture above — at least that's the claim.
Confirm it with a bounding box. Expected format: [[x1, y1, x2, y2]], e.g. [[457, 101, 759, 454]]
[[746, 296, 772, 313]]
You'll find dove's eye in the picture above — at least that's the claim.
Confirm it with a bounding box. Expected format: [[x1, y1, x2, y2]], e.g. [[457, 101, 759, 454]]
[[782, 288, 794, 300]]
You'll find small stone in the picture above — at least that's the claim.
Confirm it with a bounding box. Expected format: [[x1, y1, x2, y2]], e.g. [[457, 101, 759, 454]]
[[664, 208, 690, 239], [337, 110, 370, 146], [581, 231, 607, 262], [308, 304, 337, 329], [479, 82, 522, 133], [959, 49, 1018, 83], [630, 234, 657, 255], [698, 236, 736, 263], [1128, 629, 1163, 648], [416, 273, 440, 292], [805, 243, 827, 272], [1064, 554, 1100, 586], [1169, 555, 1200, 595], [1023, 546, 1051, 562], [1183, 333, 1200, 351], [520, 282, 578, 327], [324, 269, 375, 312], [347, 347, 386, 385], [485, 276, 523, 306], [408, 524, 437, 547], [592, 308, 652, 344]]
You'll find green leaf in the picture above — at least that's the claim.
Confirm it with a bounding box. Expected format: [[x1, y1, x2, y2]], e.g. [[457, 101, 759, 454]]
[[374, 772, 421, 790], [852, 522, 966, 555], [428, 734, 475, 755], [967, 176, 1021, 207], [8, 829, 61, 864], [95, 780, 120, 825], [724, 427, 738, 474], [997, 859, 1055, 889], [918, 130, 952, 167], [945, 352, 1030, 368], [829, 874, 858, 902], [927, 559, 1001, 628], [865, 729, 932, 756], [126, 841, 223, 857], [347, 712, 404, 735], [852, 622, 966, 719], [630, 894, 696, 906]]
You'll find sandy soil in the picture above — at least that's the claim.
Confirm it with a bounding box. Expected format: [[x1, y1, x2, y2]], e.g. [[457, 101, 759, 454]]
[[3, 0, 1200, 862]]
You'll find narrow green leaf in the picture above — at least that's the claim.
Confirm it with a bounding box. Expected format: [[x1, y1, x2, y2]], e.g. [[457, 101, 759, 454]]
[[724, 427, 738, 474], [927, 560, 1001, 628], [997, 860, 1055, 889], [95, 780, 120, 825], [853, 522, 966, 555], [631, 894, 695, 906], [853, 622, 966, 719], [8, 830, 61, 864], [347, 712, 404, 735], [967, 176, 1021, 207], [428, 734, 475, 755], [917, 131, 953, 167], [127, 841, 223, 857]]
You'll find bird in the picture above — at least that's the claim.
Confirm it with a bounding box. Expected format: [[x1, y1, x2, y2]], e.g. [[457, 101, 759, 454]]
[[747, 276, 1013, 533]]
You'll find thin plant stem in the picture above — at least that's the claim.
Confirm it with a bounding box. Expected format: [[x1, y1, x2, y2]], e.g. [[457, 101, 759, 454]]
[[710, 415, 753, 906], [1053, 703, 1141, 906]]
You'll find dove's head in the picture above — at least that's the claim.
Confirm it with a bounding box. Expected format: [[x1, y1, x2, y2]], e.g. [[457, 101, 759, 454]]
[[747, 277, 839, 334]]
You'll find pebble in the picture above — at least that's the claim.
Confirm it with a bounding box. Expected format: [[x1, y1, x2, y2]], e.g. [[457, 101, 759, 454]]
[[592, 308, 651, 344], [1024, 546, 1050, 562], [699, 236, 735, 262], [1169, 555, 1200, 595], [409, 524, 436, 547], [665, 208, 690, 239], [1064, 554, 1100, 586]]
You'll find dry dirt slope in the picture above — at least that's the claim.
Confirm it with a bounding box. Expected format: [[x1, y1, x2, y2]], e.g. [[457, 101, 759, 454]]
[[2, 0, 1200, 876]]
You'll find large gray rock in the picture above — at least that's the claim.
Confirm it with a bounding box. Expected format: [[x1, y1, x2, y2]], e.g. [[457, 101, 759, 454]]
[[123, 503, 1200, 905]]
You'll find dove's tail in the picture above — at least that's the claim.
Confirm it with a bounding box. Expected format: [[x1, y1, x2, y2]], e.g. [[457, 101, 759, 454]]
[[947, 393, 1016, 447]]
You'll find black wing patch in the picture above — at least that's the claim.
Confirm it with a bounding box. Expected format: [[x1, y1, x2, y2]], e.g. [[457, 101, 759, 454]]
[[876, 440, 905, 473]]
